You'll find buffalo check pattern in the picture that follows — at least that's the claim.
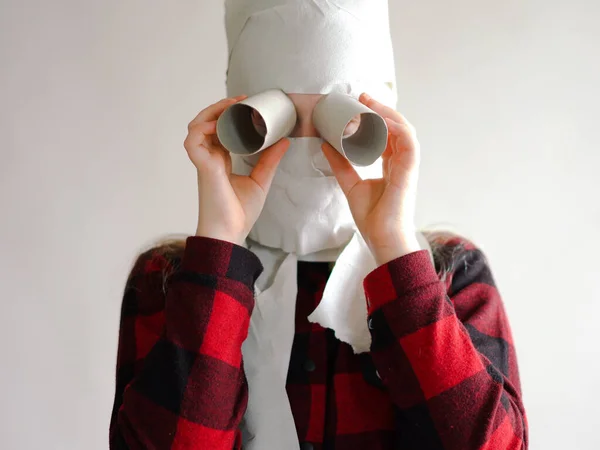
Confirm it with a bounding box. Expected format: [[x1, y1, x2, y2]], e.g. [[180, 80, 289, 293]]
[[110, 234, 528, 449]]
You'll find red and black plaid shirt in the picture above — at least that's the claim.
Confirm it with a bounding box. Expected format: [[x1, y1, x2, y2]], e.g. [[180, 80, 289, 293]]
[[110, 233, 528, 449]]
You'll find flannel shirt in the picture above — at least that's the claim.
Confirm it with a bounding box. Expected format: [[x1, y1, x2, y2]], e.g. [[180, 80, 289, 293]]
[[110, 233, 528, 449]]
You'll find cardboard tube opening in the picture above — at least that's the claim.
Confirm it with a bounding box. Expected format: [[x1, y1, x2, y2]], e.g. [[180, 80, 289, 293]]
[[342, 112, 388, 166], [313, 93, 388, 167], [217, 89, 297, 155], [218, 104, 266, 155]]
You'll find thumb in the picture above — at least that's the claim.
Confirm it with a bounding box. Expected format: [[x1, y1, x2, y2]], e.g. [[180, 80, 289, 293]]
[[321, 141, 361, 197], [249, 138, 290, 193]]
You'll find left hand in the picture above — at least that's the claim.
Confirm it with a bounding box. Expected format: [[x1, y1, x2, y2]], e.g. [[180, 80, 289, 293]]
[[321, 93, 422, 266]]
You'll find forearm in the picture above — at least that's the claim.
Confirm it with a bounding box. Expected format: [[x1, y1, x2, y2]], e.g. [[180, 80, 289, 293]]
[[364, 250, 527, 449], [112, 236, 263, 450]]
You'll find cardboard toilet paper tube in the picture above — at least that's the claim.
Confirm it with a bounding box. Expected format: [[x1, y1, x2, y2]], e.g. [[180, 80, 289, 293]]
[[313, 93, 388, 167], [217, 89, 297, 155]]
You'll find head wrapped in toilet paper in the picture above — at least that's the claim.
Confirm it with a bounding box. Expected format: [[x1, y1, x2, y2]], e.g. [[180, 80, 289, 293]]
[[221, 1, 422, 448], [225, 0, 398, 257]]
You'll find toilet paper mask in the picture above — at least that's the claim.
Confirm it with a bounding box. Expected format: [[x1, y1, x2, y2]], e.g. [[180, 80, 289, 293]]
[[223, 0, 398, 257]]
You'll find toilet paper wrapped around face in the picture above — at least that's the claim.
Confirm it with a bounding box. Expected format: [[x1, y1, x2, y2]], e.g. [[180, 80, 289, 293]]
[[224, 0, 398, 256], [231, 137, 379, 255], [225, 0, 397, 107]]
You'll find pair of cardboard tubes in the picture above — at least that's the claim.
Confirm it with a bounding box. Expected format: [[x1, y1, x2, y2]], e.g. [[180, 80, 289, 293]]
[[216, 89, 388, 167]]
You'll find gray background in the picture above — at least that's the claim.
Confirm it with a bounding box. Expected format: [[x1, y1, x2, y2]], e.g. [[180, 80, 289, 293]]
[[1, 0, 598, 448]]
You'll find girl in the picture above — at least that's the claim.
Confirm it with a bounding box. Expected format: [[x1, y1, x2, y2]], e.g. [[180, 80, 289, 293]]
[[109, 1, 527, 449]]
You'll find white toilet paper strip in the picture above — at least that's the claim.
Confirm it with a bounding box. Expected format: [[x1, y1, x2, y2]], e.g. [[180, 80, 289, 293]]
[[240, 249, 300, 449], [308, 230, 434, 353]]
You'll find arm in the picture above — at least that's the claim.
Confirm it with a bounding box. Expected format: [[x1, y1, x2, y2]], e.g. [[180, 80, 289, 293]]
[[364, 236, 528, 450], [110, 236, 263, 450]]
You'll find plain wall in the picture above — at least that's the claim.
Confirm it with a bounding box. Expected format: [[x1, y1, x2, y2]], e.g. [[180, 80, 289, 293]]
[[1, 0, 598, 448]]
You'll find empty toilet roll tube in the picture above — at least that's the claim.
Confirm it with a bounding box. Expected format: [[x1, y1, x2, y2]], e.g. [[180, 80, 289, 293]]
[[217, 89, 297, 156], [312, 92, 388, 167], [217, 90, 388, 165]]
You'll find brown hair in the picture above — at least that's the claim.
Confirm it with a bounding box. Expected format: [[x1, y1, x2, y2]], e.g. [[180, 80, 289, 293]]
[[133, 225, 474, 290]]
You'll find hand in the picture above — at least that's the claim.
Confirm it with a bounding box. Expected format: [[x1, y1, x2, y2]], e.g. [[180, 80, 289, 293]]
[[184, 95, 290, 246], [321, 93, 421, 266]]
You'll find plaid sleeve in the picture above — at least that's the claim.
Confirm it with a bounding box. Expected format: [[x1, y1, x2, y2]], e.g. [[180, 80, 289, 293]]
[[110, 236, 263, 450], [363, 240, 528, 450]]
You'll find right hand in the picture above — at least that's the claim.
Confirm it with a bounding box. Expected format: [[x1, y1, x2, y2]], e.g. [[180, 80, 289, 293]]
[[184, 95, 290, 246]]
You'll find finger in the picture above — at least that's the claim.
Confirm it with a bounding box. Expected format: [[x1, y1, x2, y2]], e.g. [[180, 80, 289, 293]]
[[321, 142, 361, 197], [359, 93, 407, 125], [385, 112, 416, 135], [188, 119, 217, 135], [188, 96, 246, 129], [249, 138, 291, 193], [383, 117, 421, 169], [184, 120, 217, 150], [384, 117, 417, 147]]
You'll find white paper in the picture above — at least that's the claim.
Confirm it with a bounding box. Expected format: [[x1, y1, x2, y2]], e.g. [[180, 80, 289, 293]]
[[232, 137, 361, 256], [225, 0, 398, 109], [307, 231, 435, 353], [241, 248, 300, 450]]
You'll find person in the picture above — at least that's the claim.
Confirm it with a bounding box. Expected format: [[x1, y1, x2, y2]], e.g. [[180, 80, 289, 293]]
[[109, 2, 528, 449]]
